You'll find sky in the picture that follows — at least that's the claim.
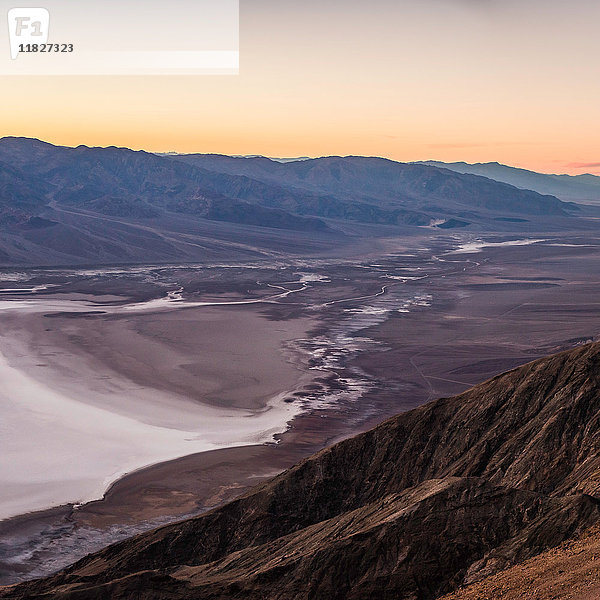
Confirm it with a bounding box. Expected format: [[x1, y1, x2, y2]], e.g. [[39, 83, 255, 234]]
[[1, 0, 599, 174]]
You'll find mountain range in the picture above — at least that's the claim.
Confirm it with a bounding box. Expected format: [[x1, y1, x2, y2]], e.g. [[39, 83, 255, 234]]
[[419, 160, 600, 206], [3, 342, 600, 599], [0, 137, 589, 266]]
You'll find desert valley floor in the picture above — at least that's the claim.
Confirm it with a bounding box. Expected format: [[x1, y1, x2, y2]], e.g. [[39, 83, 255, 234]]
[[1, 230, 599, 584]]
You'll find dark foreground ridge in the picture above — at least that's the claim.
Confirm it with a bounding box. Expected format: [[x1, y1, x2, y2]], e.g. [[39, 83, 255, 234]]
[[3, 342, 600, 599]]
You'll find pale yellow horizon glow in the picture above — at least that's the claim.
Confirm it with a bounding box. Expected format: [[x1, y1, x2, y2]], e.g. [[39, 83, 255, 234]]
[[1, 0, 599, 175]]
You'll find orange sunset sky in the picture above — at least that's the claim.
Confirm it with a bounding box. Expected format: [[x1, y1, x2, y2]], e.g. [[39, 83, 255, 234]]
[[2, 0, 599, 174]]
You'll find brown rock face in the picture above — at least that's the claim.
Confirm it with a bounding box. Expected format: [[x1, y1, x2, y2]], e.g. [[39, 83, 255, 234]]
[[3, 343, 600, 599]]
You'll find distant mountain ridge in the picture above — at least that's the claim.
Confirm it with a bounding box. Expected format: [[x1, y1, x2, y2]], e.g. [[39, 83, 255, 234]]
[[173, 153, 575, 218], [419, 160, 600, 205], [4, 342, 600, 599], [0, 137, 587, 265]]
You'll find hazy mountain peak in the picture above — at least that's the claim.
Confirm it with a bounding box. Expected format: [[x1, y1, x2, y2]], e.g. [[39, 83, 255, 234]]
[[418, 159, 600, 204]]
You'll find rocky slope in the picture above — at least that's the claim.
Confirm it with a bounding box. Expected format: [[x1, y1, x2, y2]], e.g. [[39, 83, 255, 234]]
[[3, 343, 600, 599], [440, 526, 600, 600]]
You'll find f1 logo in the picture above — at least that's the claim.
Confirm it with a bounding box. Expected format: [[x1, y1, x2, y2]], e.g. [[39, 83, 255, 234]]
[[7, 8, 49, 59]]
